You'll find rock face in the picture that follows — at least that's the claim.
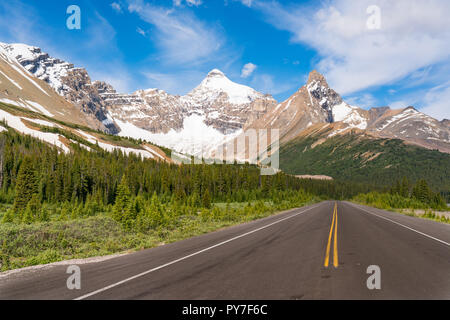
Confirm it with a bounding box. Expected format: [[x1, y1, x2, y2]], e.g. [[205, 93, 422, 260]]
[[107, 69, 276, 134], [105, 69, 277, 155], [185, 69, 276, 134], [366, 107, 450, 152], [235, 70, 450, 158], [0, 43, 119, 133], [244, 70, 367, 144], [0, 44, 95, 128]]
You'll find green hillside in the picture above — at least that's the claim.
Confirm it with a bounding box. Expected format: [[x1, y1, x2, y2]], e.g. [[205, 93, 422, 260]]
[[279, 130, 450, 199]]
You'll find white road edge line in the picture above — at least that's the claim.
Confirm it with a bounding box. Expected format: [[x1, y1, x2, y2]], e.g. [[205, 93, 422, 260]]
[[348, 202, 450, 247], [73, 202, 324, 300]]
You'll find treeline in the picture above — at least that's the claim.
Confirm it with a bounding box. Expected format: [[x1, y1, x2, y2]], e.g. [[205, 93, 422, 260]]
[[353, 178, 447, 210], [280, 132, 450, 201], [0, 129, 378, 226]]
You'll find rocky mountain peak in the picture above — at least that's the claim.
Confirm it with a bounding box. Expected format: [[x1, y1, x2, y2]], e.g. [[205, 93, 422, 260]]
[[304, 71, 342, 122], [441, 119, 450, 127], [206, 69, 226, 78], [189, 69, 265, 106], [404, 106, 418, 112], [307, 70, 329, 87]]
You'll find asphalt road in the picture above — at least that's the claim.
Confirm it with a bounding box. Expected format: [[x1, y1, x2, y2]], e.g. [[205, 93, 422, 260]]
[[0, 201, 449, 300]]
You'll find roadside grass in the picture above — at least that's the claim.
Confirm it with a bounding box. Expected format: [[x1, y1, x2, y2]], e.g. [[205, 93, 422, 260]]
[[394, 208, 450, 224], [350, 200, 450, 225], [0, 199, 316, 272]]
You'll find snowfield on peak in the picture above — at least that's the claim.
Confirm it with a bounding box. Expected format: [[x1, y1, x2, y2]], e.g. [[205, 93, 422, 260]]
[[187, 69, 264, 105], [0, 43, 67, 96], [332, 102, 367, 130]]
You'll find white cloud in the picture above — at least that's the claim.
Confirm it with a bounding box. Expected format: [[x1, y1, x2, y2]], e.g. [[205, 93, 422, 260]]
[[174, 0, 203, 7], [111, 2, 122, 12], [345, 93, 378, 109], [128, 0, 222, 65], [136, 27, 146, 36], [239, 0, 253, 7], [389, 100, 409, 110], [240, 62, 257, 78], [420, 82, 450, 121], [256, 0, 450, 95]]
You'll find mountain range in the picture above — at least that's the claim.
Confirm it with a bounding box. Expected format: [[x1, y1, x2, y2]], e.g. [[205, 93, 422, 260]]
[[0, 42, 449, 176]]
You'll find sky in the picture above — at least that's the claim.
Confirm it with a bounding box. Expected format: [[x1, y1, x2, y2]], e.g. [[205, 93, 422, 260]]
[[0, 0, 449, 120]]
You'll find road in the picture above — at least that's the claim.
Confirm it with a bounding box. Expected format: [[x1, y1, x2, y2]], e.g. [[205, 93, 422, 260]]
[[0, 201, 449, 299]]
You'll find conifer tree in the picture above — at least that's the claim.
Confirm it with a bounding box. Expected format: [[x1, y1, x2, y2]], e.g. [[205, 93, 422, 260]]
[[412, 179, 431, 204], [13, 157, 37, 214], [400, 177, 410, 198], [113, 176, 132, 225], [21, 194, 41, 224], [1, 209, 14, 223], [148, 191, 163, 227], [202, 188, 211, 209]]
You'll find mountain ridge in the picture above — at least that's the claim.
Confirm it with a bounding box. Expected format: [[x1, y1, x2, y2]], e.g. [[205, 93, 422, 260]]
[[0, 41, 449, 156]]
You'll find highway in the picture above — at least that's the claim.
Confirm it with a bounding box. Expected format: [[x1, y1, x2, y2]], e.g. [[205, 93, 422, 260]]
[[0, 201, 449, 300]]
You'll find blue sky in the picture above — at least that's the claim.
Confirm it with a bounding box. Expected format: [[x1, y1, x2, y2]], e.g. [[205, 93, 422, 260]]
[[0, 0, 449, 119]]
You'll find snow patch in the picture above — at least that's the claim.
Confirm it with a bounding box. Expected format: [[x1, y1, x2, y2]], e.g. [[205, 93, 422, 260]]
[[0, 70, 22, 90], [76, 130, 154, 159], [116, 113, 242, 157], [0, 109, 69, 153], [25, 100, 53, 117]]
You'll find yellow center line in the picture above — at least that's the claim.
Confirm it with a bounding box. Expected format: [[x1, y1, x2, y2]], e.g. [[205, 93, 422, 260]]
[[324, 203, 336, 268], [333, 203, 339, 268], [324, 202, 339, 268]]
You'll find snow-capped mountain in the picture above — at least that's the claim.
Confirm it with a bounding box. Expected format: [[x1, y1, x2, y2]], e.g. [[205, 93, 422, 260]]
[[225, 70, 450, 162], [106, 69, 276, 155], [0, 42, 276, 156], [0, 41, 448, 157], [0, 43, 119, 133], [367, 107, 450, 152], [0, 43, 102, 130]]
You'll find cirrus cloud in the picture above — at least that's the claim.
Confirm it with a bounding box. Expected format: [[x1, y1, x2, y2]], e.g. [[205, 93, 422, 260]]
[[253, 0, 450, 96], [128, 0, 223, 66]]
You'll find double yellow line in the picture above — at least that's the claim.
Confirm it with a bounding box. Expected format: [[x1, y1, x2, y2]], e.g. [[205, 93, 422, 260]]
[[324, 202, 339, 268]]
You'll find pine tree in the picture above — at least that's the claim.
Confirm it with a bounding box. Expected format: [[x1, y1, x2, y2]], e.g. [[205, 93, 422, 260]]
[[39, 204, 50, 222], [59, 203, 70, 221], [22, 194, 41, 224], [412, 179, 432, 204], [147, 191, 163, 227], [113, 176, 132, 225], [400, 177, 410, 198], [202, 188, 211, 209], [1, 209, 14, 223], [13, 157, 37, 214]]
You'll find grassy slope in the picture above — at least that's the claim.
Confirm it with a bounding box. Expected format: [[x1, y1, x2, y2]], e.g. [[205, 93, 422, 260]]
[[280, 130, 450, 195], [0, 102, 172, 157]]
